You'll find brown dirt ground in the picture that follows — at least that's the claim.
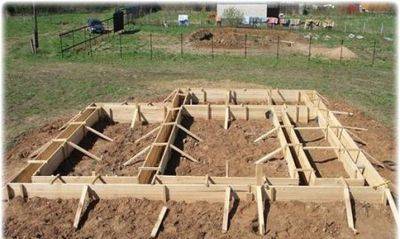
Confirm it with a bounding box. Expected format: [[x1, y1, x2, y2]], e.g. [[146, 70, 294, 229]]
[[167, 119, 288, 177], [4, 197, 395, 239], [55, 121, 159, 176], [295, 120, 347, 178], [186, 28, 357, 60], [4, 118, 68, 182]]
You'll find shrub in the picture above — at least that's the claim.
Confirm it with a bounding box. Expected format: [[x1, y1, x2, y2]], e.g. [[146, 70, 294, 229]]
[[222, 7, 243, 27]]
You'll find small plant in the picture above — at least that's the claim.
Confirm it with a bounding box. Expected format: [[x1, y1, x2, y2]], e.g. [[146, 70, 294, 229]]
[[222, 7, 243, 27]]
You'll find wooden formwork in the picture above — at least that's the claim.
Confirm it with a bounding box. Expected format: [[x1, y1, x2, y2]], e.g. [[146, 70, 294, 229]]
[[5, 88, 398, 235]]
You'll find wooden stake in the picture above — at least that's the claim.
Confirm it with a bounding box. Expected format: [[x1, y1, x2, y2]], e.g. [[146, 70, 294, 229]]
[[176, 124, 203, 142], [73, 185, 89, 229], [123, 145, 151, 166], [162, 89, 177, 103], [256, 164, 263, 185], [28, 141, 52, 158], [150, 206, 168, 238], [384, 188, 400, 227], [130, 105, 139, 129], [254, 127, 278, 143], [256, 186, 265, 235], [225, 160, 229, 178], [347, 130, 367, 145], [340, 177, 357, 234], [254, 147, 283, 164], [222, 186, 232, 233], [67, 141, 102, 161], [224, 106, 230, 130], [170, 144, 199, 163], [85, 126, 113, 142], [134, 126, 161, 144]]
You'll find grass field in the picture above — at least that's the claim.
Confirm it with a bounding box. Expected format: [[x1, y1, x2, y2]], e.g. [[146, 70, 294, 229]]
[[4, 8, 396, 148]]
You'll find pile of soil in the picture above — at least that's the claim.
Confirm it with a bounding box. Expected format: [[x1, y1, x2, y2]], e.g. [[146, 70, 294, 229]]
[[55, 121, 158, 176], [187, 28, 358, 60], [4, 197, 395, 238], [189, 28, 300, 49], [313, 46, 357, 60], [166, 119, 288, 177]]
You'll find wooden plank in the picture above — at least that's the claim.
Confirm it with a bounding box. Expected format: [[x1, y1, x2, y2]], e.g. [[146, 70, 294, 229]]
[[150, 206, 168, 238], [130, 106, 139, 129], [176, 124, 203, 142], [224, 106, 230, 129], [385, 188, 400, 227], [67, 141, 101, 161], [123, 145, 151, 166], [222, 186, 232, 233], [254, 127, 278, 143], [254, 147, 283, 164], [73, 185, 89, 229], [6, 183, 384, 203], [28, 141, 52, 158], [256, 186, 265, 235], [134, 126, 161, 144], [341, 178, 357, 234], [154, 176, 298, 186], [85, 126, 113, 142], [170, 144, 199, 163]]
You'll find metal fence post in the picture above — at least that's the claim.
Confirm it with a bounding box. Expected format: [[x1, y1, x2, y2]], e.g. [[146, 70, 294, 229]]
[[119, 33, 122, 58], [211, 35, 214, 59], [244, 34, 247, 58], [150, 33, 153, 60], [372, 40, 377, 65], [59, 35, 63, 58], [89, 35, 93, 57], [276, 36, 280, 59], [308, 36, 312, 61], [340, 39, 344, 62], [180, 33, 183, 57]]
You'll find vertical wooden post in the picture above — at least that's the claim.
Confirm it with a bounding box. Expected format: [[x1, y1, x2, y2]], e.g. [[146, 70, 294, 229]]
[[380, 22, 384, 36], [150, 33, 153, 60], [276, 36, 280, 59], [244, 34, 247, 58], [372, 40, 377, 66], [308, 35, 312, 61]]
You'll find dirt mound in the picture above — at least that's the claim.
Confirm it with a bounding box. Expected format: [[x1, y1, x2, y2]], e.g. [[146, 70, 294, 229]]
[[188, 29, 213, 42], [189, 28, 299, 49], [318, 46, 358, 60]]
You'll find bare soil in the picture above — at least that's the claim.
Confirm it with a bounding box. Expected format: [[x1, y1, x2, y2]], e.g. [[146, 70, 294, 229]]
[[4, 118, 67, 182], [187, 28, 357, 60], [295, 120, 347, 178], [4, 197, 395, 239], [166, 119, 288, 177], [55, 120, 159, 176]]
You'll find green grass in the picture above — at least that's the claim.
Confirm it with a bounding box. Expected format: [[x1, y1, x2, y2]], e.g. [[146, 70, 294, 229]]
[[4, 8, 396, 148]]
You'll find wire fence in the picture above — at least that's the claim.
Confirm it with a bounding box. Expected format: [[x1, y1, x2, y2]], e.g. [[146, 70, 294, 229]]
[[61, 26, 391, 67]]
